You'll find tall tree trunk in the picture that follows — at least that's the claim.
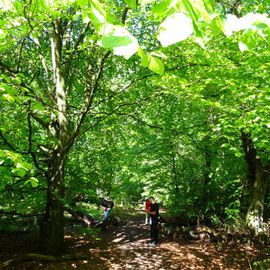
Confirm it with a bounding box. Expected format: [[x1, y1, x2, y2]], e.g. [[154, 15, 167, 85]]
[[40, 19, 68, 255], [246, 160, 268, 235], [41, 152, 66, 255], [241, 131, 269, 234]]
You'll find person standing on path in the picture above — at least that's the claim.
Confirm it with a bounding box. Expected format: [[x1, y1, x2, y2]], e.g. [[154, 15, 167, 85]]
[[145, 198, 152, 225], [145, 196, 159, 245]]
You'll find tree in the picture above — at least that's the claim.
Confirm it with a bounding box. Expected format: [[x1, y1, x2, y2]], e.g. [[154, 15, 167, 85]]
[[1, 0, 270, 255], [0, 0, 144, 254]]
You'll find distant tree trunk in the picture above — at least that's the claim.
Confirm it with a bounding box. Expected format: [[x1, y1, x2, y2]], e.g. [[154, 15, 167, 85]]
[[241, 131, 269, 234], [202, 148, 211, 203], [40, 19, 68, 255], [172, 153, 179, 194], [198, 146, 212, 224]]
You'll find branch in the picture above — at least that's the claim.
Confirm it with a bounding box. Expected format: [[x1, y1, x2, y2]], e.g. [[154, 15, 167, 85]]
[[90, 78, 136, 110], [108, 110, 207, 151], [23, 0, 34, 30], [63, 22, 91, 77], [27, 37, 51, 81], [122, 6, 129, 24], [67, 51, 111, 150], [64, 206, 97, 226], [16, 37, 27, 72], [85, 93, 165, 131], [29, 112, 49, 129], [66, 4, 142, 150], [70, 3, 133, 139], [166, 62, 213, 72], [0, 130, 16, 151], [89, 70, 161, 111], [27, 102, 47, 173], [0, 59, 18, 75], [115, 112, 169, 131]]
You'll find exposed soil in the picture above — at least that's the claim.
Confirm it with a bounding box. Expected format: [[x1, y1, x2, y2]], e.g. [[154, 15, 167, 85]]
[[0, 214, 267, 270]]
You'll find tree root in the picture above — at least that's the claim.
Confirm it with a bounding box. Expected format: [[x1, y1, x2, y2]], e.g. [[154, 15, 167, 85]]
[[1, 253, 88, 268]]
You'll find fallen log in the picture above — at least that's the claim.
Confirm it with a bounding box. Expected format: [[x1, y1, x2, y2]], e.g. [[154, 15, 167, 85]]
[[64, 207, 97, 226]]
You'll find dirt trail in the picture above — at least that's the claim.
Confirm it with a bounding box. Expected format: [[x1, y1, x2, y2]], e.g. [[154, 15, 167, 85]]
[[85, 215, 253, 270], [1, 214, 262, 269]]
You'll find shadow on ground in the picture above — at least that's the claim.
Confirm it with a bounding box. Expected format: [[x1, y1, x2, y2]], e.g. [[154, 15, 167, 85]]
[[0, 214, 263, 270]]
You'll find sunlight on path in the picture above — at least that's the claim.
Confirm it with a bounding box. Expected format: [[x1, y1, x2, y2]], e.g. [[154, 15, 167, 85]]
[[89, 219, 250, 270]]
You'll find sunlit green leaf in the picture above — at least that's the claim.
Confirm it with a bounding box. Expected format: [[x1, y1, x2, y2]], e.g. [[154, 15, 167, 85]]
[[99, 25, 139, 59], [138, 47, 149, 67], [12, 167, 26, 177], [101, 35, 132, 49], [157, 12, 193, 47], [148, 56, 164, 75], [152, 0, 175, 17], [124, 0, 136, 9], [2, 94, 14, 102]]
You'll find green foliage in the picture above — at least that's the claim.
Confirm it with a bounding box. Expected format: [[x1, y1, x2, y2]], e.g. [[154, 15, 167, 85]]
[[0, 0, 270, 236], [0, 214, 40, 233], [253, 259, 270, 270], [124, 0, 137, 9]]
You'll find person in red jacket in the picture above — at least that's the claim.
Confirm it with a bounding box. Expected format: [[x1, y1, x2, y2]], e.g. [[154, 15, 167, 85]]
[[145, 196, 160, 245], [145, 198, 152, 225]]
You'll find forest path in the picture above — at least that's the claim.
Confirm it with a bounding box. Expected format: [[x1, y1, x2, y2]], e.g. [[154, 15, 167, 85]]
[[74, 214, 255, 270], [1, 213, 262, 270]]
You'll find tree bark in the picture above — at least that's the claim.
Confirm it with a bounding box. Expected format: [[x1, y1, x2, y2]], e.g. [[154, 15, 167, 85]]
[[40, 19, 68, 255], [246, 159, 268, 235], [241, 131, 269, 234]]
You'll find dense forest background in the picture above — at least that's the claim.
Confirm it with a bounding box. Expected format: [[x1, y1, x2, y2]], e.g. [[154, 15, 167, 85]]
[[0, 0, 270, 260]]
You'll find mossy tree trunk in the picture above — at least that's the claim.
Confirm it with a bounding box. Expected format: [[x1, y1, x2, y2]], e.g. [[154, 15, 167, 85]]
[[40, 19, 68, 255], [241, 131, 269, 234]]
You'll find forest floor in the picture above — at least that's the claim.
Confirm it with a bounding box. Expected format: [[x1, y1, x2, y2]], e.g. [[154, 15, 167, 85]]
[[0, 213, 268, 270]]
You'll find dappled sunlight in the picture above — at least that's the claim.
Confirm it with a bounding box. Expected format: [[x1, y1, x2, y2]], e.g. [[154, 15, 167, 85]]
[[82, 218, 253, 270], [0, 216, 263, 269]]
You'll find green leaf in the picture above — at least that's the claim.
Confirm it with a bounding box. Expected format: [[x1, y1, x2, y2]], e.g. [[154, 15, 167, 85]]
[[2, 94, 14, 103], [24, 177, 39, 188], [150, 51, 167, 58], [238, 41, 249, 52], [32, 102, 45, 112], [157, 12, 193, 47], [101, 34, 132, 49], [138, 47, 149, 67], [152, 0, 175, 16], [99, 25, 139, 59], [12, 167, 27, 177], [182, 0, 198, 21], [0, 29, 6, 40], [82, 0, 111, 30], [124, 0, 136, 9], [148, 56, 164, 75], [76, 0, 90, 8], [203, 0, 215, 13], [223, 13, 270, 37], [238, 30, 261, 51]]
